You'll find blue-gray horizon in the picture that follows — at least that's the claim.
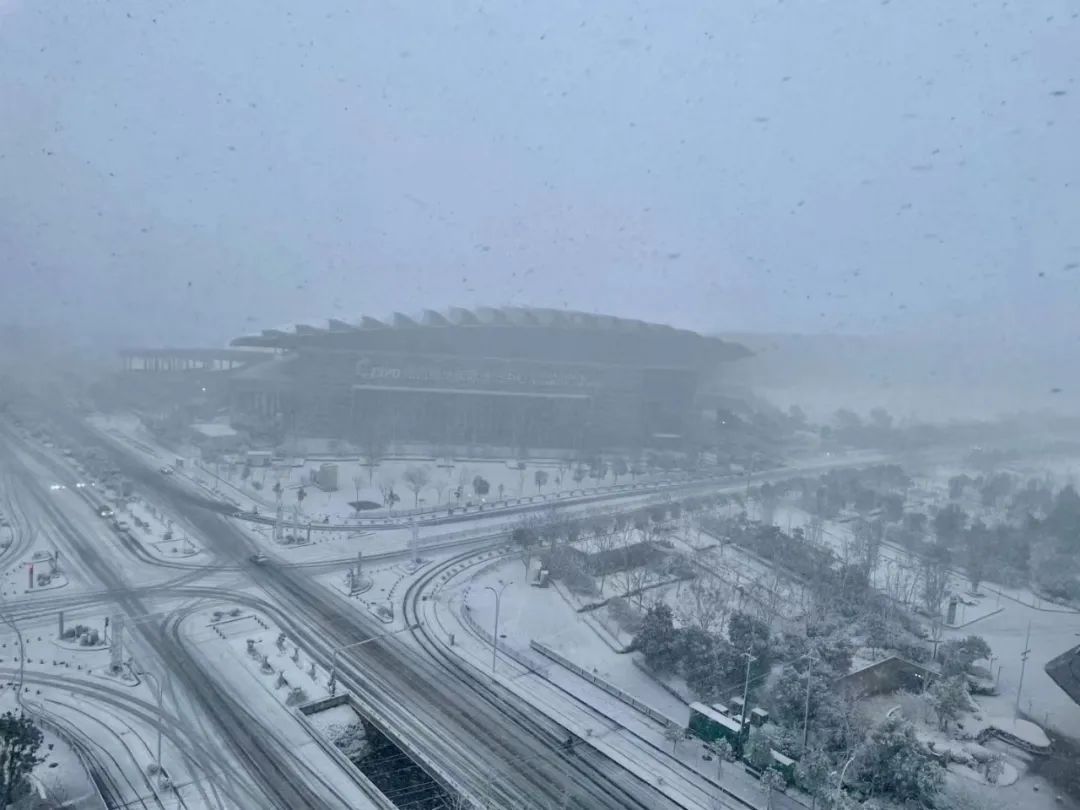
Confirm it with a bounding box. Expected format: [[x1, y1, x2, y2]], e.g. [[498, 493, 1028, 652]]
[[0, 0, 1076, 353]]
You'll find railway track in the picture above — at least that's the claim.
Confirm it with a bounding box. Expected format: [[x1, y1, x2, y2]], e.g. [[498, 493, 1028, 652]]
[[401, 546, 679, 810]]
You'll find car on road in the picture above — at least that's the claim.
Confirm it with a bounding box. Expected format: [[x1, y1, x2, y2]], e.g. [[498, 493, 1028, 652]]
[[159, 465, 174, 475], [249, 552, 268, 565], [96, 505, 114, 518]]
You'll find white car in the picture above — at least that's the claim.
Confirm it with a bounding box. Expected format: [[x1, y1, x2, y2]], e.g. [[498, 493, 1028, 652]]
[[159, 466, 174, 475]]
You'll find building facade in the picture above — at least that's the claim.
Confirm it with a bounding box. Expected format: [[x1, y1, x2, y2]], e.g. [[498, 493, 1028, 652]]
[[229, 307, 749, 451]]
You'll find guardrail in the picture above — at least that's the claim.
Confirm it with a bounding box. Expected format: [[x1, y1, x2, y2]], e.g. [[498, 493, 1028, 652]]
[[294, 695, 398, 809], [528, 640, 680, 728], [459, 600, 547, 673], [225, 469, 748, 532]]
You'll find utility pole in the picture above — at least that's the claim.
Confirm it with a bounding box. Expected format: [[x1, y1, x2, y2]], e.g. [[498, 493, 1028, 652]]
[[739, 651, 757, 732], [1015, 620, 1032, 718], [802, 652, 819, 751]]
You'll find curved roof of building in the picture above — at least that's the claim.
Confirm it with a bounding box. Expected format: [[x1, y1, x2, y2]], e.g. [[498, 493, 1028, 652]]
[[231, 306, 750, 368]]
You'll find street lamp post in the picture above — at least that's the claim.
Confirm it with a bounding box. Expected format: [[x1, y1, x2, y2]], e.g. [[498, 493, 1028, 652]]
[[130, 666, 167, 772], [329, 623, 420, 696], [484, 581, 512, 675]]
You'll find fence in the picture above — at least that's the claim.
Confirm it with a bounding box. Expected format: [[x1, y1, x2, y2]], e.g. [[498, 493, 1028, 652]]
[[529, 640, 680, 728]]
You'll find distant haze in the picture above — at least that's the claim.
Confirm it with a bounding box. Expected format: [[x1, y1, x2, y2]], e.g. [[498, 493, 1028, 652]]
[[720, 331, 1080, 421], [1, 1, 1077, 406]]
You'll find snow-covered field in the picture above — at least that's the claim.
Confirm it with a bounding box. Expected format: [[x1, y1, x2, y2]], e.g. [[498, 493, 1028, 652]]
[[89, 412, 700, 523]]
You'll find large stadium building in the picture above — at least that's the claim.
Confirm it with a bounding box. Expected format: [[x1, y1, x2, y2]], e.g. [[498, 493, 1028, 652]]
[[227, 307, 750, 451]]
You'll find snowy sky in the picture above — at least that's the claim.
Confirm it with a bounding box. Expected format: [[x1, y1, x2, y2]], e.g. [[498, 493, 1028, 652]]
[[0, 0, 1077, 349]]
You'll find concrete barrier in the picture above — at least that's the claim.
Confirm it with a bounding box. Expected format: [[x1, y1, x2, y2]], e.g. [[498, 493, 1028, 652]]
[[295, 696, 397, 809], [529, 640, 679, 728]]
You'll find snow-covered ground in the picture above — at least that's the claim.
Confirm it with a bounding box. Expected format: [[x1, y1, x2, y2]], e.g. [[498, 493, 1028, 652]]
[[0, 611, 226, 810], [120, 497, 205, 561], [179, 606, 384, 809], [0, 690, 106, 809], [421, 551, 813, 809], [767, 499, 1080, 738], [862, 687, 1078, 810], [89, 411, 687, 520]]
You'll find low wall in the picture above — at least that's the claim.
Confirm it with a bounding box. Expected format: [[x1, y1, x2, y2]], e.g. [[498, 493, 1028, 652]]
[[460, 600, 546, 673], [294, 695, 397, 810], [529, 640, 680, 728]]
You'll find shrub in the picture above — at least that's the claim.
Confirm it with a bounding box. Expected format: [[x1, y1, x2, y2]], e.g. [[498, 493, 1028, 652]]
[[744, 727, 773, 771], [607, 597, 643, 635], [563, 566, 598, 596], [285, 687, 308, 706], [895, 640, 931, 664]]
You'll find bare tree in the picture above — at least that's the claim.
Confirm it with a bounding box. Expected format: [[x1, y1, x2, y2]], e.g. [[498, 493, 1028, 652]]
[[618, 537, 637, 598], [589, 521, 616, 593], [677, 573, 730, 634], [921, 556, 950, 618], [351, 473, 364, 502], [360, 421, 388, 484], [513, 513, 543, 577], [611, 457, 628, 484], [455, 465, 472, 503], [628, 562, 650, 608], [534, 469, 549, 493], [663, 723, 686, 753], [402, 465, 431, 508], [433, 476, 448, 505], [377, 475, 398, 510]]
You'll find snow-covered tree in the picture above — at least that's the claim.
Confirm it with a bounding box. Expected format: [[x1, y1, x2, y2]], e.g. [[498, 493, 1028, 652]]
[[663, 723, 686, 753], [856, 715, 943, 805], [928, 675, 970, 732], [759, 767, 787, 809], [402, 465, 431, 508], [677, 574, 730, 635], [633, 603, 678, 672]]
